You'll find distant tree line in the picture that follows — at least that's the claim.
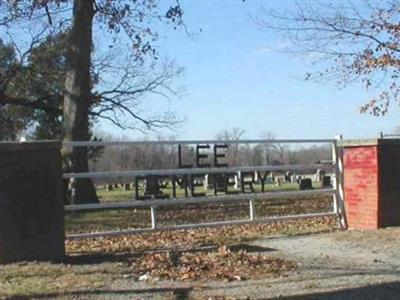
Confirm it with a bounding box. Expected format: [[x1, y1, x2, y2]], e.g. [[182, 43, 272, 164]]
[[89, 129, 331, 184]]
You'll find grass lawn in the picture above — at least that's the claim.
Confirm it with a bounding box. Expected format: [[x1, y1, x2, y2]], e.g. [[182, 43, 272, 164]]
[[95, 182, 323, 203]]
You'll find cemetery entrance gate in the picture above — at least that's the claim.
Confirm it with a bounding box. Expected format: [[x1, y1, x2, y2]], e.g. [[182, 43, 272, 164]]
[[63, 138, 346, 240]]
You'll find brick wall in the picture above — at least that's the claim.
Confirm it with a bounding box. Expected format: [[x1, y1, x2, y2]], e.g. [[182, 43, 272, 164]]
[[343, 145, 379, 229], [0, 142, 65, 263], [342, 139, 400, 230]]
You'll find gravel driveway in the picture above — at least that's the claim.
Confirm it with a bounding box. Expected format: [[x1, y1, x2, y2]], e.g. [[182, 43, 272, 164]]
[[25, 227, 400, 299], [117, 228, 400, 299]]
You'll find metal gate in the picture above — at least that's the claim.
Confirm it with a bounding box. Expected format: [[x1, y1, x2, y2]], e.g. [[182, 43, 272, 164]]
[[63, 137, 346, 240]]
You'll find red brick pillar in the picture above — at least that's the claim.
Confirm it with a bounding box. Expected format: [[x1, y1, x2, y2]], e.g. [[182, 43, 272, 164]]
[[342, 139, 400, 230]]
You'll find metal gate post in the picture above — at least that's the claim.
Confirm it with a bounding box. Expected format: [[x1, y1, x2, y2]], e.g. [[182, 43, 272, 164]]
[[249, 198, 255, 221], [150, 206, 158, 229], [332, 134, 347, 229]]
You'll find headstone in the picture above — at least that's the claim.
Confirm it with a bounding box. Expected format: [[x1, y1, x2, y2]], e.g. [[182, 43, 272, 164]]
[[106, 184, 113, 192], [254, 171, 260, 184], [241, 172, 255, 193], [285, 171, 292, 182], [144, 175, 163, 197], [265, 176, 274, 184], [205, 173, 215, 189], [227, 173, 236, 187], [123, 183, 130, 191], [158, 178, 169, 189], [322, 176, 331, 187], [214, 174, 226, 192], [234, 172, 241, 189], [315, 169, 325, 182], [204, 174, 209, 190], [190, 174, 206, 197], [299, 178, 313, 190]]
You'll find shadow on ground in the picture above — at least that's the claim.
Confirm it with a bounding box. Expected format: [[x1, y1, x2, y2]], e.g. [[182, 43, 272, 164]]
[[6, 281, 400, 300], [64, 243, 276, 265], [266, 281, 400, 300], [5, 287, 193, 300]]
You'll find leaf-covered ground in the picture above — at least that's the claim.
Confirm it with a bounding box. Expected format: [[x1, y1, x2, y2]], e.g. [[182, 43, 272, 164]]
[[0, 217, 337, 298], [66, 217, 337, 254], [65, 195, 333, 234], [132, 245, 296, 282], [2, 191, 338, 299]]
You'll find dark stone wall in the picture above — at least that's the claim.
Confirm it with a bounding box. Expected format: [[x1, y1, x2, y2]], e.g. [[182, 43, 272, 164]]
[[0, 141, 65, 263]]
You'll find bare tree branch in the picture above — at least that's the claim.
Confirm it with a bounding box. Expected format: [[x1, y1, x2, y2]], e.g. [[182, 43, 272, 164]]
[[256, 0, 400, 116]]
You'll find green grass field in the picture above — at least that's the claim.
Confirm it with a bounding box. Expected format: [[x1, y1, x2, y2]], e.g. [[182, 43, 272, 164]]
[[95, 181, 324, 202]]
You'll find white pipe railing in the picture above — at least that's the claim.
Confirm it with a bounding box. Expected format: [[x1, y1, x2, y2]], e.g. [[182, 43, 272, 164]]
[[63, 138, 343, 240], [63, 138, 335, 147], [63, 163, 334, 179], [64, 188, 335, 212], [66, 211, 337, 240]]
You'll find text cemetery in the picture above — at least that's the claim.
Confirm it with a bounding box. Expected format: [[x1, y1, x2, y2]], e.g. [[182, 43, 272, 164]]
[[133, 143, 322, 200]]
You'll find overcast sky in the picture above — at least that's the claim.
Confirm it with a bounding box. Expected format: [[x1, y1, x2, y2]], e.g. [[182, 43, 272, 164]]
[[97, 0, 400, 140]]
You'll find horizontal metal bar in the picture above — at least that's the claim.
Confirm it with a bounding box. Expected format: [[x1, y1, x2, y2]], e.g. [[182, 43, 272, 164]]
[[381, 134, 400, 137], [64, 188, 335, 212], [63, 163, 334, 179], [65, 211, 337, 240], [63, 138, 335, 148]]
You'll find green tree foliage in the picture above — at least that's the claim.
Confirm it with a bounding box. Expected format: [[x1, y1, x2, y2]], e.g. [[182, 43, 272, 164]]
[[0, 33, 70, 140], [0, 39, 32, 140]]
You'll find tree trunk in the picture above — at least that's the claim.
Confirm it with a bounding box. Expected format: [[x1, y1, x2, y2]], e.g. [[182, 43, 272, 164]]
[[62, 0, 98, 204]]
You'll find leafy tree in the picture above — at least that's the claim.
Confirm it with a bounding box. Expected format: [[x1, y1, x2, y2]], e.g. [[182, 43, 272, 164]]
[[0, 39, 33, 140], [0, 33, 95, 140], [257, 0, 400, 116]]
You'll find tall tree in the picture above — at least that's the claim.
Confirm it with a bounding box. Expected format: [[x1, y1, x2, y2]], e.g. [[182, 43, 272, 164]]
[[0, 0, 184, 204], [62, 0, 97, 204], [257, 0, 400, 116]]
